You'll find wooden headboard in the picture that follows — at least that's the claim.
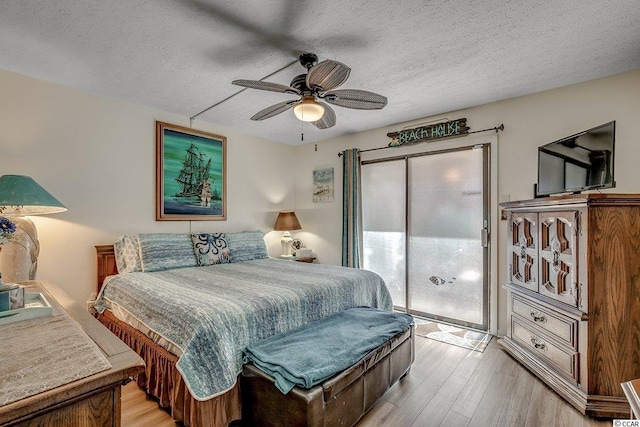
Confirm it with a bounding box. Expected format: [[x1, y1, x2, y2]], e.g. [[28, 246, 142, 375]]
[[96, 244, 118, 294]]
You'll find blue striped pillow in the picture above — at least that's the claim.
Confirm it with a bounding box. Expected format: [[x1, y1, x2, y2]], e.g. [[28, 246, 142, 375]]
[[226, 230, 268, 262], [138, 233, 198, 272]]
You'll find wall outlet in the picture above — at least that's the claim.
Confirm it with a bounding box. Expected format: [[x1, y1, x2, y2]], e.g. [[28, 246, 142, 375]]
[[85, 300, 96, 313]]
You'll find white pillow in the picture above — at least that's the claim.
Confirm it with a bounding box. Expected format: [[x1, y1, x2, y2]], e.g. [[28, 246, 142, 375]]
[[114, 235, 142, 273]]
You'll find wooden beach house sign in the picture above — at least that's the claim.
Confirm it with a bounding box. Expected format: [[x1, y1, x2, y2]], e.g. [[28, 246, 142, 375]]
[[387, 118, 469, 147]]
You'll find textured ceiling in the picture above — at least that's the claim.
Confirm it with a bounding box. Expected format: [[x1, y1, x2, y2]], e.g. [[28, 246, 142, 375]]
[[1, 0, 639, 146]]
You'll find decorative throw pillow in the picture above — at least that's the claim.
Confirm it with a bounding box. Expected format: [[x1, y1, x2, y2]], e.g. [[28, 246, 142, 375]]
[[114, 235, 142, 273], [191, 233, 230, 266], [226, 230, 269, 263]]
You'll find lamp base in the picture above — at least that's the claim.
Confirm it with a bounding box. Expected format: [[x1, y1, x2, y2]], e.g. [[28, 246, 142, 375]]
[[0, 217, 39, 283], [280, 231, 294, 257]]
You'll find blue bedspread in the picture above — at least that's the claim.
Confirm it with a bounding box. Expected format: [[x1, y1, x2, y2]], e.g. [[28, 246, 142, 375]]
[[243, 307, 413, 394], [95, 258, 392, 400]]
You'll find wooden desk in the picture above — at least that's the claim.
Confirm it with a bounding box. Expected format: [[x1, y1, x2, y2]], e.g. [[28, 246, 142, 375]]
[[0, 281, 144, 426], [622, 378, 640, 419]]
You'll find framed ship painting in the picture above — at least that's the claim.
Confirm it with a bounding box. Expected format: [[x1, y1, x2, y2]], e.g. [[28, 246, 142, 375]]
[[156, 121, 227, 221]]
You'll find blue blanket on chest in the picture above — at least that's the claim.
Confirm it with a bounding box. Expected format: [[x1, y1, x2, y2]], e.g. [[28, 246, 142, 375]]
[[243, 307, 413, 394]]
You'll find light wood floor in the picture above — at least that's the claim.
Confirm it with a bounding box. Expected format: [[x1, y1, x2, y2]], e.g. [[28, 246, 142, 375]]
[[122, 336, 615, 427]]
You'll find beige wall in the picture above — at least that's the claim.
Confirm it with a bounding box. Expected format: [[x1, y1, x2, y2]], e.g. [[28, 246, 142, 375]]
[[2, 67, 638, 334], [0, 69, 296, 304], [294, 69, 640, 335]]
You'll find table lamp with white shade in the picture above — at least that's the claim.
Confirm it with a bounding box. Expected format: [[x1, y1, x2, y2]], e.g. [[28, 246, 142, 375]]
[[0, 175, 67, 283], [273, 211, 302, 258]]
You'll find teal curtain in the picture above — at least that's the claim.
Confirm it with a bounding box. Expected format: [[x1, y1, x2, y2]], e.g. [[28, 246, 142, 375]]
[[342, 148, 362, 268]]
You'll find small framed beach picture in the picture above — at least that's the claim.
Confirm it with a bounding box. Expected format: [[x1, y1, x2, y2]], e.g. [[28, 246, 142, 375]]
[[313, 167, 334, 202], [156, 121, 227, 221]]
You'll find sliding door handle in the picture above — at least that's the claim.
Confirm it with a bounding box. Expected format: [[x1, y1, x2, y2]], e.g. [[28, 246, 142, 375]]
[[481, 228, 489, 247]]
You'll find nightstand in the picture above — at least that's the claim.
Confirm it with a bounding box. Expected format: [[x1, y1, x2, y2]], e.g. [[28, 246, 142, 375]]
[[0, 281, 144, 426], [295, 256, 317, 263]]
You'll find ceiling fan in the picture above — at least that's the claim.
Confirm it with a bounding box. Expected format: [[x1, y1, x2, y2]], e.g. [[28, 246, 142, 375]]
[[232, 53, 387, 129]]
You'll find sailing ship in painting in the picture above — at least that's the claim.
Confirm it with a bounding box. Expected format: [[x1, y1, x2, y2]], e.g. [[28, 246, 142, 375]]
[[174, 144, 220, 208]]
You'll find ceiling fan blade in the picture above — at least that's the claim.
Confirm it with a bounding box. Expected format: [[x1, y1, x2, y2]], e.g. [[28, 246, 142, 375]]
[[232, 79, 300, 94], [312, 103, 336, 129], [323, 89, 388, 110], [250, 100, 299, 121], [306, 60, 351, 92]]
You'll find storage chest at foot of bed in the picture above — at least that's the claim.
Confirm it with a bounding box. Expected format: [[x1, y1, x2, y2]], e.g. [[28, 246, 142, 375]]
[[241, 323, 414, 426]]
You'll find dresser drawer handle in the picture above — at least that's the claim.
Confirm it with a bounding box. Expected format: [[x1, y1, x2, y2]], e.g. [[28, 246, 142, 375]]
[[530, 338, 547, 350], [529, 310, 546, 323]]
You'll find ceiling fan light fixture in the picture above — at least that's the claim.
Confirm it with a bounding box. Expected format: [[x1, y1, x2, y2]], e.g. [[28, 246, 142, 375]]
[[293, 97, 325, 122]]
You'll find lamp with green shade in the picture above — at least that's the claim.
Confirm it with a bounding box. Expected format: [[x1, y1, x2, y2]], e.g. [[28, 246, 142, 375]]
[[0, 175, 67, 283]]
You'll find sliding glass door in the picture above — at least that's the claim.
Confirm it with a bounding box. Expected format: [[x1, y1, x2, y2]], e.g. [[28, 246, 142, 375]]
[[361, 160, 406, 306], [362, 145, 489, 330]]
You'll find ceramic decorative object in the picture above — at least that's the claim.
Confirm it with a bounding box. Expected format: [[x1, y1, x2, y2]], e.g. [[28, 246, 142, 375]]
[[0, 217, 39, 283]]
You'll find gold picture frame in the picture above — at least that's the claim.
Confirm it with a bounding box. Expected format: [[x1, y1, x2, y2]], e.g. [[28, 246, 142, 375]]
[[156, 121, 227, 221]]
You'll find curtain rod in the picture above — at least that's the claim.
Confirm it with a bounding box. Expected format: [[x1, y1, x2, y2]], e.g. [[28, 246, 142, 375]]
[[337, 124, 504, 157]]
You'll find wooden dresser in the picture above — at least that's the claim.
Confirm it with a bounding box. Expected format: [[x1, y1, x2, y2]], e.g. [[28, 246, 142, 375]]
[[0, 281, 144, 426], [498, 194, 640, 418]]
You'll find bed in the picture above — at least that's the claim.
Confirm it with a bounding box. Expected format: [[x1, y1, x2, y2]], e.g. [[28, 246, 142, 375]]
[[94, 231, 393, 427]]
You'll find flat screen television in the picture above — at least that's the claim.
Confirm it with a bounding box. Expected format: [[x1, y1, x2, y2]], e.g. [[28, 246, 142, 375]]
[[536, 121, 616, 197]]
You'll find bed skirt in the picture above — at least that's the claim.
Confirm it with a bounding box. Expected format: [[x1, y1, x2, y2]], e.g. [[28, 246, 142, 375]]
[[97, 310, 242, 427]]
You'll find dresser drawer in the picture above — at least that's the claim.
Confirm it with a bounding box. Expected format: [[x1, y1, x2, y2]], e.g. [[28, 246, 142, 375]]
[[512, 293, 578, 349], [511, 317, 579, 383]]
